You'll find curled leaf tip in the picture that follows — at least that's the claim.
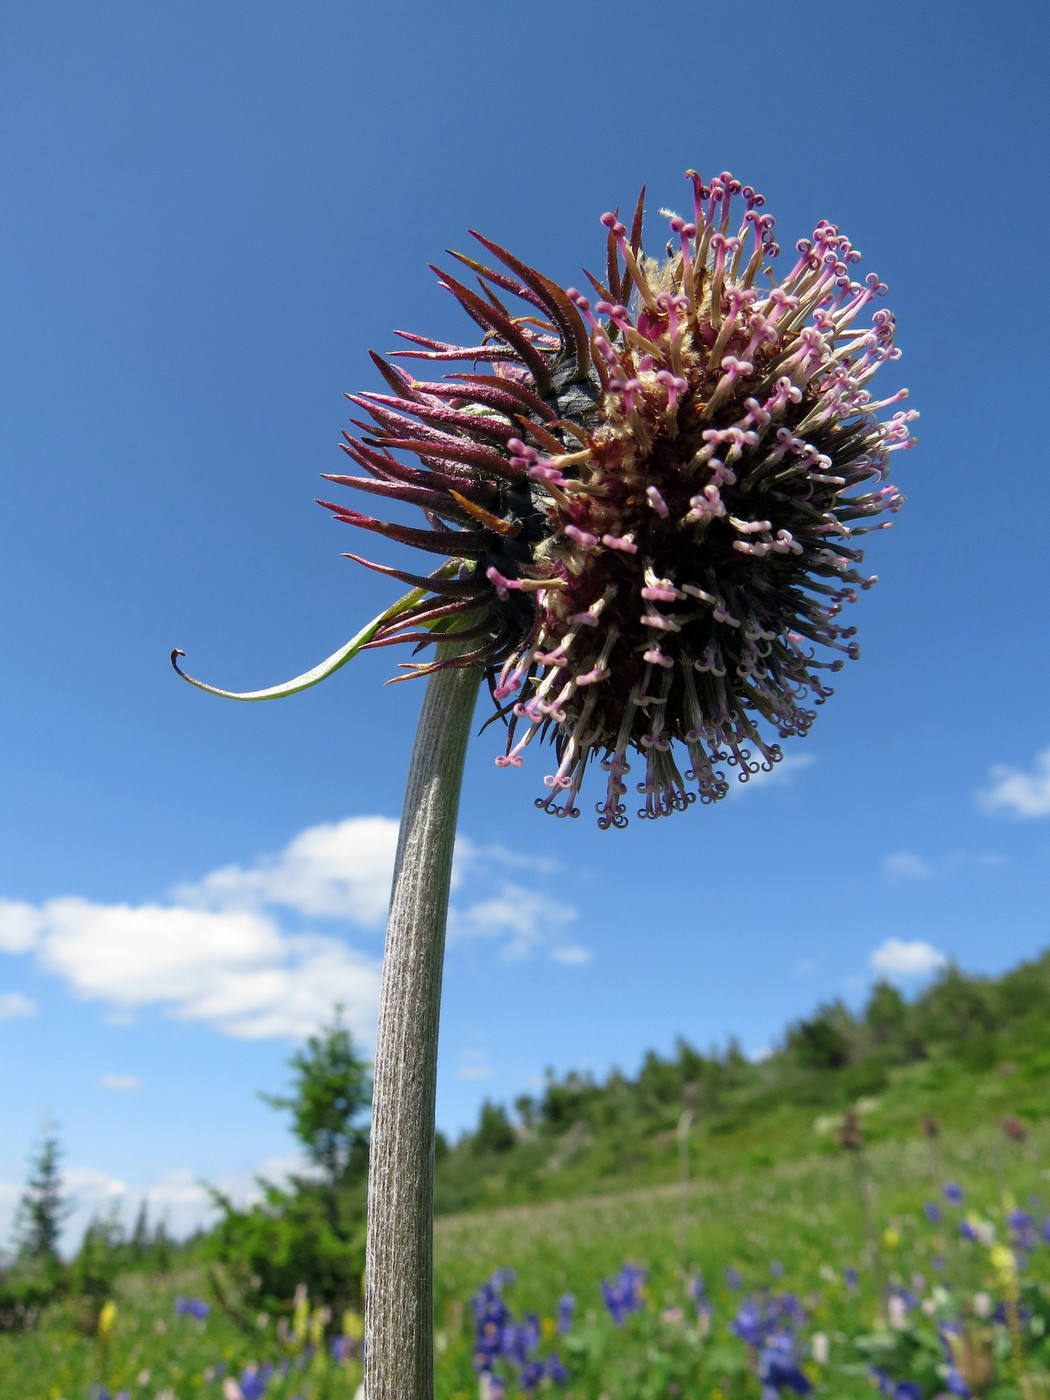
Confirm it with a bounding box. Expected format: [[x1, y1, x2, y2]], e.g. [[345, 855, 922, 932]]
[[169, 585, 435, 703]]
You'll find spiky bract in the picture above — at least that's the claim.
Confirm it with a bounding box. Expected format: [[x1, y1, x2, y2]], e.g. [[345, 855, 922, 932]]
[[320, 170, 915, 827]]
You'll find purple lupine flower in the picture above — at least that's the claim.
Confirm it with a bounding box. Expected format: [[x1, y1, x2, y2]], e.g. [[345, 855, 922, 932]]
[[175, 1295, 210, 1319], [501, 1321, 532, 1365], [770, 1260, 785, 1278], [732, 1296, 766, 1347], [306, 169, 912, 828], [600, 1264, 646, 1326], [757, 1329, 812, 1397], [472, 1276, 512, 1373], [546, 1353, 569, 1385], [945, 1364, 972, 1397], [726, 1265, 744, 1290], [1008, 1209, 1039, 1252], [959, 1219, 978, 1243], [520, 1360, 546, 1393], [843, 1267, 859, 1292], [238, 1365, 269, 1400], [924, 1201, 942, 1224], [870, 1369, 923, 1399], [943, 1182, 964, 1205], [556, 1292, 574, 1335]]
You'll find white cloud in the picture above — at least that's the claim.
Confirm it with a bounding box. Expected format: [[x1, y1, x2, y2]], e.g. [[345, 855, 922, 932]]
[[550, 945, 592, 966], [979, 748, 1050, 818], [99, 1074, 142, 1093], [10, 895, 382, 1042], [0, 903, 44, 953], [455, 837, 560, 879], [450, 882, 577, 961], [883, 851, 936, 881], [176, 816, 399, 923], [883, 849, 1008, 883], [457, 1049, 497, 1082], [0, 1153, 319, 1256], [726, 751, 814, 797], [0, 991, 36, 1019], [0, 816, 580, 1040], [869, 938, 947, 977]]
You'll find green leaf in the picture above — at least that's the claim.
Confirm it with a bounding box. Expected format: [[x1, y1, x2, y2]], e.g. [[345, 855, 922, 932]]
[[170, 585, 431, 701]]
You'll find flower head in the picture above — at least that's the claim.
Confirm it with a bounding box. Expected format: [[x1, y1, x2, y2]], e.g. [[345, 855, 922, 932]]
[[324, 170, 914, 825]]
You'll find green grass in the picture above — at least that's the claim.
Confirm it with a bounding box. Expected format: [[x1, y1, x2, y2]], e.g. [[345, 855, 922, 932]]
[[5, 1116, 1050, 1399]]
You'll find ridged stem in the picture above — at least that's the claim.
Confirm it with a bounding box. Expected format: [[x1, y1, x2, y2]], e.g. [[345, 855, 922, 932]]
[[364, 646, 483, 1400]]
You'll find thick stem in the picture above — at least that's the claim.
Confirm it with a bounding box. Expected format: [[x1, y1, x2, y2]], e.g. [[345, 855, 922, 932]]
[[365, 648, 483, 1400]]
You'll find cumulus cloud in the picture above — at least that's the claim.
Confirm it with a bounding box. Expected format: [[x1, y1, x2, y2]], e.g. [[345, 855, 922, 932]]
[[869, 938, 947, 977], [0, 903, 44, 954], [0, 893, 383, 1042], [175, 816, 399, 923], [0, 991, 36, 1019], [883, 850, 1007, 883], [726, 751, 815, 797], [550, 945, 593, 966], [0, 816, 581, 1041], [883, 851, 936, 881], [98, 1074, 142, 1093], [450, 882, 579, 961], [979, 747, 1050, 818]]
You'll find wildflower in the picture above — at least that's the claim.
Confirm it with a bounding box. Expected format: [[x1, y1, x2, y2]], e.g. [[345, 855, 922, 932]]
[[943, 1182, 964, 1205], [320, 170, 912, 826], [555, 1292, 574, 1335], [942, 1319, 993, 1397], [757, 1330, 812, 1397], [546, 1353, 569, 1385], [600, 1263, 646, 1325], [97, 1299, 117, 1339], [725, 1265, 744, 1290], [887, 1294, 909, 1330], [870, 1370, 919, 1399], [174, 1295, 210, 1320], [924, 1201, 942, 1224], [236, 1365, 271, 1400]]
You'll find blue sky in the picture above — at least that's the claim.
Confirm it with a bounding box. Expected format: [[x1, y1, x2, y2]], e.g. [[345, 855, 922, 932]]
[[2, 0, 1049, 1247]]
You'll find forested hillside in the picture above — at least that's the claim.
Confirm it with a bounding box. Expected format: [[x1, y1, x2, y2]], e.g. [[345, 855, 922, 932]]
[[434, 952, 1050, 1212]]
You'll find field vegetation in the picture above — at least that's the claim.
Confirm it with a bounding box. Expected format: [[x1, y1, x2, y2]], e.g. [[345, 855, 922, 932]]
[[4, 952, 1050, 1399]]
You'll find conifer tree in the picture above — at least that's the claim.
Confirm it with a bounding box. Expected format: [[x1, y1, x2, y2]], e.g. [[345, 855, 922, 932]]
[[13, 1124, 68, 1263]]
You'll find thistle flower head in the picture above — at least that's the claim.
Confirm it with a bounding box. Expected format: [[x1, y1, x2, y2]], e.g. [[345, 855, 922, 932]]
[[323, 170, 915, 827]]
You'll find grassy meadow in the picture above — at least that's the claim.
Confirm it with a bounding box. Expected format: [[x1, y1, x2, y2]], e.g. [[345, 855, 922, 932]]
[[4, 1114, 1050, 1399]]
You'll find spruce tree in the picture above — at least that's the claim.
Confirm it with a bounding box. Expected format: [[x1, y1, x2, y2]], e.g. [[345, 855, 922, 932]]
[[13, 1125, 68, 1263]]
